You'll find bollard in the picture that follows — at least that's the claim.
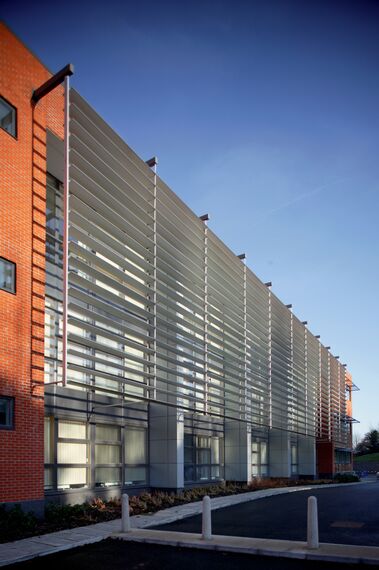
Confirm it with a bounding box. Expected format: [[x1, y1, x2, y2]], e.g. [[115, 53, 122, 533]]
[[307, 496, 319, 549], [202, 495, 212, 540], [122, 493, 131, 533]]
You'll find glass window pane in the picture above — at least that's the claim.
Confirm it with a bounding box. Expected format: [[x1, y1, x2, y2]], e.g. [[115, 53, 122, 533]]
[[197, 436, 209, 448], [58, 442, 88, 464], [184, 447, 193, 463], [261, 442, 267, 464], [124, 466, 147, 485], [210, 438, 220, 463], [0, 98, 16, 137], [58, 467, 87, 489], [44, 466, 54, 490], [198, 465, 210, 480], [95, 444, 121, 464], [197, 449, 211, 465], [211, 465, 221, 479], [58, 421, 86, 439], [96, 424, 120, 441], [0, 397, 13, 427], [44, 417, 53, 462], [0, 258, 16, 294], [124, 429, 146, 463], [184, 434, 193, 447], [184, 464, 195, 482], [95, 467, 121, 487]]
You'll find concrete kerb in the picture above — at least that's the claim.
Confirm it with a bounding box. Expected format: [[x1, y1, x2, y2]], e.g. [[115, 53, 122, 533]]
[[0, 481, 374, 567], [112, 530, 379, 565]]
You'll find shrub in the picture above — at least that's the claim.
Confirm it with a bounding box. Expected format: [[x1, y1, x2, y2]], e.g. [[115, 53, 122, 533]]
[[0, 505, 37, 542], [334, 472, 360, 483]]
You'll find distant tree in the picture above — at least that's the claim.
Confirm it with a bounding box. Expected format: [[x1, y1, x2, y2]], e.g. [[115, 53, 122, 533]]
[[354, 429, 379, 455]]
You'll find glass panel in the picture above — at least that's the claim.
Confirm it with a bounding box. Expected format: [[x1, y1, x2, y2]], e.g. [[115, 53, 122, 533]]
[[261, 442, 267, 464], [58, 421, 86, 439], [0, 258, 15, 294], [210, 437, 220, 463], [197, 448, 211, 465], [95, 444, 121, 464], [44, 417, 52, 462], [0, 398, 12, 427], [58, 467, 87, 489], [197, 436, 209, 448], [124, 429, 147, 463], [198, 465, 210, 480], [211, 465, 221, 479], [0, 98, 16, 136], [57, 442, 87, 464], [96, 424, 121, 441], [124, 466, 147, 485], [184, 434, 193, 446], [184, 464, 195, 482], [44, 466, 54, 490], [184, 447, 193, 463], [95, 467, 121, 487]]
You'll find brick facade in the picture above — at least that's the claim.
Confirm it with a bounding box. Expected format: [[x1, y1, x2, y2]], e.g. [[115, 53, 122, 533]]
[[0, 22, 64, 505]]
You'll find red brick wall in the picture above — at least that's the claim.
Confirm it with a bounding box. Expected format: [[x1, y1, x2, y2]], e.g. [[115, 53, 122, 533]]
[[316, 441, 334, 476], [0, 23, 64, 503]]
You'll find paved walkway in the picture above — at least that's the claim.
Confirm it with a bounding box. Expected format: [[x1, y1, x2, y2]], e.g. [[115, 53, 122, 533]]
[[0, 482, 370, 567]]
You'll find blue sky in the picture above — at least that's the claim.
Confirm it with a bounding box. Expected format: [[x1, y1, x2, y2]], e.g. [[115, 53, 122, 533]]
[[3, 0, 378, 439]]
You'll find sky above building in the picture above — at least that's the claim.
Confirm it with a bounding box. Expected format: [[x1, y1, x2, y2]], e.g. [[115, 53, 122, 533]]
[[2, 0, 378, 439]]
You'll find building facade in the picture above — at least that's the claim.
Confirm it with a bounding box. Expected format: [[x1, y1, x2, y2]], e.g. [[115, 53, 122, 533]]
[[0, 24, 355, 513]]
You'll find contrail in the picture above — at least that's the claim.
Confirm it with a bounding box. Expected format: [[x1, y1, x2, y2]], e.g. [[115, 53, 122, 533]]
[[251, 176, 347, 227]]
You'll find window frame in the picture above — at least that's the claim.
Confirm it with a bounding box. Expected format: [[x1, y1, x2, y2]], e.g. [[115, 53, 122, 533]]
[[0, 396, 15, 430], [0, 257, 16, 295], [0, 95, 17, 139]]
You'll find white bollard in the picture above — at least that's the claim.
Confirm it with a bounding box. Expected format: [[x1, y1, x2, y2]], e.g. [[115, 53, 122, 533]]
[[202, 495, 212, 540], [307, 495, 319, 549], [122, 493, 131, 533]]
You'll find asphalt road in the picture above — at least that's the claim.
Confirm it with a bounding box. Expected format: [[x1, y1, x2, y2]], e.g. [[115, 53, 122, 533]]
[[153, 481, 379, 546], [12, 539, 370, 570]]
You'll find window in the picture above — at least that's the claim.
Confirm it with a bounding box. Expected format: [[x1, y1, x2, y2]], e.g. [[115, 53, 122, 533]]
[[0, 97, 16, 137], [0, 397, 14, 429], [124, 428, 147, 485], [0, 257, 16, 294], [57, 420, 89, 489], [291, 443, 298, 475], [95, 424, 121, 487], [252, 440, 268, 477], [184, 434, 224, 482]]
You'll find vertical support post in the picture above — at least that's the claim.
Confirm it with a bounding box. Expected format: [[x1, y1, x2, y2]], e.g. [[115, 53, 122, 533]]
[[202, 495, 212, 540], [305, 327, 308, 436], [318, 341, 322, 438], [204, 219, 209, 414], [122, 493, 131, 533], [62, 75, 70, 387], [146, 157, 158, 401], [327, 352, 331, 441], [242, 259, 248, 422], [152, 161, 157, 401], [289, 307, 293, 432], [307, 496, 319, 549], [268, 288, 272, 429]]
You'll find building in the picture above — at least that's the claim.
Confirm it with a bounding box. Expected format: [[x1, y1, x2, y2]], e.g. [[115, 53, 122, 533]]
[[0, 23, 356, 514]]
